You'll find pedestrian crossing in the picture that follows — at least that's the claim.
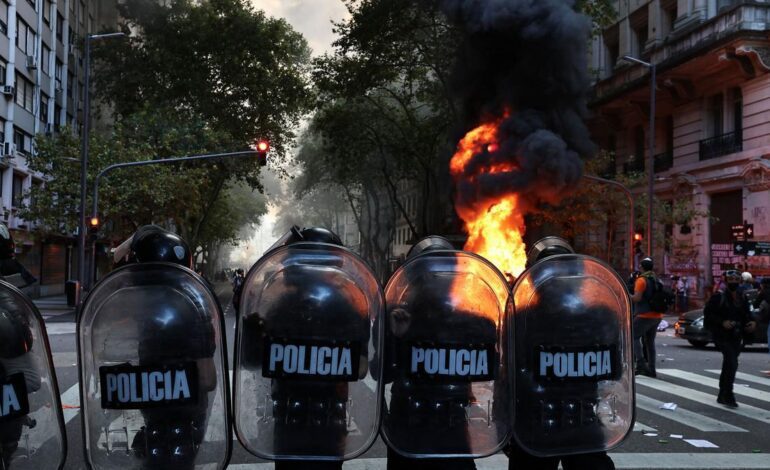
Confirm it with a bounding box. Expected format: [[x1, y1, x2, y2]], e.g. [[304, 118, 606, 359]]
[[45, 360, 770, 468]]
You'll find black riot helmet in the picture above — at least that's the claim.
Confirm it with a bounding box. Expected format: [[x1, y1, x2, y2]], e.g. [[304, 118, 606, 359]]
[[640, 257, 654, 272], [526, 236, 575, 267], [407, 235, 454, 259], [267, 225, 343, 252], [114, 225, 193, 268], [0, 310, 32, 359]]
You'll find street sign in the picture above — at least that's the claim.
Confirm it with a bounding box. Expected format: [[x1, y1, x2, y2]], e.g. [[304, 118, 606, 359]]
[[745, 224, 754, 238], [733, 241, 770, 256], [731, 224, 745, 241]]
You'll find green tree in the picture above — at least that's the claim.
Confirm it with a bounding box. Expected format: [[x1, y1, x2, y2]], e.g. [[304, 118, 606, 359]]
[[91, 0, 313, 167]]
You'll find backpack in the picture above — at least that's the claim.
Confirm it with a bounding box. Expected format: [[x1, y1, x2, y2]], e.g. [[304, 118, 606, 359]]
[[643, 274, 675, 313]]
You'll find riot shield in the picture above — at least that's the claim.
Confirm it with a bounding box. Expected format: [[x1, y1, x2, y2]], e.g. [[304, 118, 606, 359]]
[[511, 254, 634, 456], [233, 242, 384, 461], [78, 263, 231, 470], [0, 280, 66, 470], [382, 250, 511, 458]]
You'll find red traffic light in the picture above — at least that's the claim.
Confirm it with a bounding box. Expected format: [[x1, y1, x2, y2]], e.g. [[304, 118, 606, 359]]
[[634, 232, 643, 241], [256, 140, 269, 166], [90, 217, 100, 227]]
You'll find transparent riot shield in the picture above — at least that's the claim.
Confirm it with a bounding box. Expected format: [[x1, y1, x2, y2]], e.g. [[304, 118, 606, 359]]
[[233, 243, 384, 461], [511, 254, 634, 456], [382, 250, 511, 458], [78, 263, 231, 470], [0, 280, 66, 470]]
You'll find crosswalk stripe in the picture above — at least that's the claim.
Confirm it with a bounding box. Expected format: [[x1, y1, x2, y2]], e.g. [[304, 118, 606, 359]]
[[60, 383, 80, 424], [632, 421, 656, 432], [636, 376, 770, 424], [226, 454, 770, 469], [706, 369, 770, 387], [657, 369, 770, 402], [636, 394, 747, 432]]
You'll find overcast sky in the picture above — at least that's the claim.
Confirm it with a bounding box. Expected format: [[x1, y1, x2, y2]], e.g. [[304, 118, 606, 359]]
[[251, 0, 349, 55], [228, 1, 349, 269]]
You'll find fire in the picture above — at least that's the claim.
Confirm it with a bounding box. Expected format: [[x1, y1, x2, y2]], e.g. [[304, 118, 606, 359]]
[[450, 116, 528, 279]]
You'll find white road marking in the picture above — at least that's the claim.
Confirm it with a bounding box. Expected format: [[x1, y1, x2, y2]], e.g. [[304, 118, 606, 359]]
[[45, 323, 77, 335], [633, 421, 656, 432], [226, 453, 770, 469], [636, 376, 770, 424], [657, 369, 770, 402], [60, 382, 81, 424], [636, 394, 747, 432], [706, 369, 770, 388]]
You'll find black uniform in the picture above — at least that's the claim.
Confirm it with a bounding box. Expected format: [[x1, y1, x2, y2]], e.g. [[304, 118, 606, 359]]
[[704, 288, 751, 405]]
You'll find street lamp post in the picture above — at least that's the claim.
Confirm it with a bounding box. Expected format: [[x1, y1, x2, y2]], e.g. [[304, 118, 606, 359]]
[[622, 55, 656, 260], [77, 32, 125, 300]]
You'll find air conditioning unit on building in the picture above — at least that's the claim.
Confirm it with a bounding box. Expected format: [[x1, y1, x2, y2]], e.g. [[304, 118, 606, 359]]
[[3, 142, 16, 158], [26, 55, 37, 69], [1, 85, 14, 96]]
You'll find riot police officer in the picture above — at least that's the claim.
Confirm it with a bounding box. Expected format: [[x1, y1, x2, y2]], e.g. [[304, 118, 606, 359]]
[[506, 236, 632, 470], [382, 236, 511, 469], [79, 224, 230, 470], [0, 307, 38, 468], [234, 226, 383, 470]]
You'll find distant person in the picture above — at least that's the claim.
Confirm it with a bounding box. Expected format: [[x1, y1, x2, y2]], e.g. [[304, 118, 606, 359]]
[[675, 276, 689, 313], [754, 278, 770, 377], [0, 223, 37, 287], [232, 268, 245, 315], [631, 257, 662, 377], [739, 272, 754, 296], [704, 270, 756, 407]]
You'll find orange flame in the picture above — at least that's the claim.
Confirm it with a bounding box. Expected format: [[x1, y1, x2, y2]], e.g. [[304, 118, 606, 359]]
[[450, 116, 528, 279]]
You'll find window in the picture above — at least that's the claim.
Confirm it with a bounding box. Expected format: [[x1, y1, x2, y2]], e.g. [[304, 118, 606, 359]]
[[26, 0, 35, 9], [43, 0, 50, 24], [78, 1, 84, 25], [41, 43, 50, 75], [89, 14, 94, 34], [630, 8, 649, 57], [54, 104, 61, 127], [707, 93, 724, 137], [29, 180, 41, 209], [40, 93, 49, 123], [12, 173, 25, 208], [67, 71, 73, 98], [16, 17, 35, 55], [13, 128, 27, 155], [56, 13, 63, 42], [0, 2, 8, 35], [0, 118, 5, 144], [0, 59, 6, 86], [661, 0, 678, 36], [14, 73, 34, 112], [603, 25, 619, 78], [55, 59, 62, 88], [731, 87, 742, 134]]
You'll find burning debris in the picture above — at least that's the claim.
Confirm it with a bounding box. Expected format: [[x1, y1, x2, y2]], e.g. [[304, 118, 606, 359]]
[[440, 0, 596, 278]]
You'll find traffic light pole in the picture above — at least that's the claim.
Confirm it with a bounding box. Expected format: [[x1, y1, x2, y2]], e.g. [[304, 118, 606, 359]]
[[87, 150, 259, 283]]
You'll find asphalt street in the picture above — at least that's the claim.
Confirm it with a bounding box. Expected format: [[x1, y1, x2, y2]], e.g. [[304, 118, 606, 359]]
[[33, 286, 770, 469]]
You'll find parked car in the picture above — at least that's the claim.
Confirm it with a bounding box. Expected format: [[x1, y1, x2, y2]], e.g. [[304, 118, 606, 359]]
[[674, 308, 769, 348]]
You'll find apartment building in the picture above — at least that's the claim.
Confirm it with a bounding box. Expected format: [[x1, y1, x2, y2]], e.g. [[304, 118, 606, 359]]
[[1, 0, 116, 295], [589, 0, 770, 302]]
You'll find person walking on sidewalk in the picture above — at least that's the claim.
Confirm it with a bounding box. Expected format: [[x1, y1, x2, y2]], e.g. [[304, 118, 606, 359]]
[[631, 257, 663, 377], [704, 270, 756, 408]]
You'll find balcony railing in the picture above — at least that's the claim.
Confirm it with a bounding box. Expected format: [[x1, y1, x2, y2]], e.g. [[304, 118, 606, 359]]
[[623, 156, 645, 174], [654, 150, 673, 173], [699, 130, 742, 161]]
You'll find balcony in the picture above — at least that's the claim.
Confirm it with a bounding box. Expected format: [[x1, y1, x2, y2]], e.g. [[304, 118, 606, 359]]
[[623, 156, 645, 174], [654, 150, 673, 173], [699, 130, 742, 161]]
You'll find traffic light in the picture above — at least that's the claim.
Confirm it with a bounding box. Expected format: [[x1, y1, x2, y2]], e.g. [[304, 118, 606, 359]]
[[89, 216, 100, 233], [634, 232, 643, 242], [256, 140, 269, 166]]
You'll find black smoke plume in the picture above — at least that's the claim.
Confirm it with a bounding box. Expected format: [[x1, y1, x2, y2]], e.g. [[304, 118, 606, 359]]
[[440, 0, 596, 213]]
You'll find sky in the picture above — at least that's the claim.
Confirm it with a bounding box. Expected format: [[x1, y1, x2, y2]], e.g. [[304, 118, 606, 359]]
[[227, 0, 349, 269]]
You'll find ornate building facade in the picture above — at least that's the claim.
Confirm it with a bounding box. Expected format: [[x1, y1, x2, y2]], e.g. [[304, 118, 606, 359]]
[[589, 0, 770, 303]]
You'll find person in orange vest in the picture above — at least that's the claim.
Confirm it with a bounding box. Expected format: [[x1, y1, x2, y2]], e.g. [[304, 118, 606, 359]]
[[631, 257, 661, 377]]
